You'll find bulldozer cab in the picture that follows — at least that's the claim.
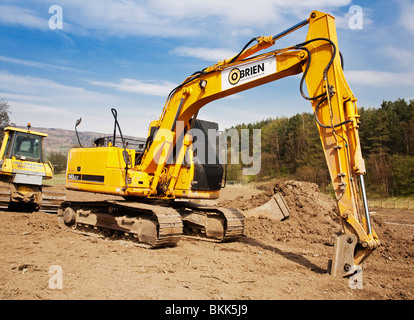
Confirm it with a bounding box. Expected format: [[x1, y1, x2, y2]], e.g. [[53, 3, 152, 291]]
[[0, 126, 47, 163]]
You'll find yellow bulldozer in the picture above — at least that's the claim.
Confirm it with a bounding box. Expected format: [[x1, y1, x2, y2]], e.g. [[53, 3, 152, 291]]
[[0, 124, 65, 212]]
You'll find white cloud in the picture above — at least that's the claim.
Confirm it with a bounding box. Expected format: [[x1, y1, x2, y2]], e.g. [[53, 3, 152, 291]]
[[10, 101, 75, 116], [57, 0, 197, 37], [151, 0, 281, 26], [152, 0, 351, 26], [382, 46, 414, 70], [0, 71, 130, 132], [345, 70, 414, 87], [0, 71, 171, 136], [0, 5, 47, 30], [0, 71, 94, 98], [170, 47, 237, 62], [0, 0, 353, 38], [90, 78, 176, 97], [333, 5, 373, 30], [0, 56, 86, 73], [399, 0, 414, 34]]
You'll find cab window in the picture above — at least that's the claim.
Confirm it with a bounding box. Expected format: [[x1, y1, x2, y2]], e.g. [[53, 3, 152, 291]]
[[10, 132, 42, 161]]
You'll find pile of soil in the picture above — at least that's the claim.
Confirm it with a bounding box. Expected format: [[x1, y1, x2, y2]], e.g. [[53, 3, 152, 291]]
[[220, 180, 341, 245], [221, 180, 413, 268]]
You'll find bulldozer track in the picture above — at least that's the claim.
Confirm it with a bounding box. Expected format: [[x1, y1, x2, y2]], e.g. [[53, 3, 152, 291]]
[[0, 182, 65, 213], [40, 188, 66, 213], [57, 200, 183, 248], [0, 184, 11, 209]]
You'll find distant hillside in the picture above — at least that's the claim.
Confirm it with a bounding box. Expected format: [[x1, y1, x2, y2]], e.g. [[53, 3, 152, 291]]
[[17, 126, 143, 156]]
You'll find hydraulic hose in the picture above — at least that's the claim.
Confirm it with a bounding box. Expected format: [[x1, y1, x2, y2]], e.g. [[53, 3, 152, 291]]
[[295, 38, 353, 129]]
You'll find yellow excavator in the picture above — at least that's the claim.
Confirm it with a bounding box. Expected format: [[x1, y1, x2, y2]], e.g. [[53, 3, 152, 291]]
[[58, 11, 380, 277], [0, 124, 65, 212]]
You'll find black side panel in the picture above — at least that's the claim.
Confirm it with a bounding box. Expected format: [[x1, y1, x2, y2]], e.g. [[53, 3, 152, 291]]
[[192, 164, 224, 191], [191, 119, 224, 191]]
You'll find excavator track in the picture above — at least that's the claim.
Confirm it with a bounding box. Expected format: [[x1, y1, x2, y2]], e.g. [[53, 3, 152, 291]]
[[57, 200, 183, 248], [174, 201, 245, 242], [57, 200, 244, 248]]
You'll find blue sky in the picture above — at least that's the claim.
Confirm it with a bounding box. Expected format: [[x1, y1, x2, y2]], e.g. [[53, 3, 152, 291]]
[[0, 0, 413, 137]]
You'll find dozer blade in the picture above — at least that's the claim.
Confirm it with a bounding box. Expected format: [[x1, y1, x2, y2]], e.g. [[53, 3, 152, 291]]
[[0, 181, 42, 212], [41, 187, 66, 213], [57, 200, 183, 248], [174, 201, 245, 242]]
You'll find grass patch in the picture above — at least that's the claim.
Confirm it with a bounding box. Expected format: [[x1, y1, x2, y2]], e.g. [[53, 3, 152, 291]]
[[43, 172, 66, 186], [368, 196, 414, 210]]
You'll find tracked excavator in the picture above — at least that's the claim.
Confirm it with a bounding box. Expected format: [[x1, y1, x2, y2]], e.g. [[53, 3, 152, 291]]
[[0, 124, 65, 212], [58, 11, 380, 277]]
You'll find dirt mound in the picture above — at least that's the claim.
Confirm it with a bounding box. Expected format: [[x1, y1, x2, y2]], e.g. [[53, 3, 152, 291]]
[[220, 180, 341, 245]]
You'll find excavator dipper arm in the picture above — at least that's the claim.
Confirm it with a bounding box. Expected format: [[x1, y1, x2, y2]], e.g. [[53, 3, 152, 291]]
[[137, 11, 380, 275]]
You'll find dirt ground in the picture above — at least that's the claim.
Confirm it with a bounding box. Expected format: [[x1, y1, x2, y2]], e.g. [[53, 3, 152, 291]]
[[0, 180, 413, 301]]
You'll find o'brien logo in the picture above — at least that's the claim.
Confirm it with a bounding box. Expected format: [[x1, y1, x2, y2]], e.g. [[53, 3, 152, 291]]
[[228, 63, 265, 85], [222, 56, 277, 90]]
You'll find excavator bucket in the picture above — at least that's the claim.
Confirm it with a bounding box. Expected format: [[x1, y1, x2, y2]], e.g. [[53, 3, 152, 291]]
[[244, 193, 290, 221]]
